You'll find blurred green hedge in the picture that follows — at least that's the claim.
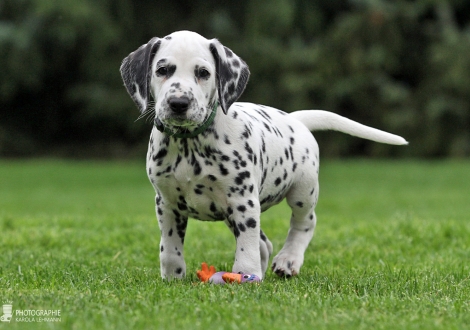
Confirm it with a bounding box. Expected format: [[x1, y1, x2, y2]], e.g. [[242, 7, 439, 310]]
[[1, 0, 469, 158]]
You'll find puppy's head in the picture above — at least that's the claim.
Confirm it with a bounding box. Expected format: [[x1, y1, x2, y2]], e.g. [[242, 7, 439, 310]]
[[120, 31, 250, 132]]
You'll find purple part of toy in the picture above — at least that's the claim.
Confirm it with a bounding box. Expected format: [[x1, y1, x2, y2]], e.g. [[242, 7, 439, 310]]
[[208, 272, 227, 284]]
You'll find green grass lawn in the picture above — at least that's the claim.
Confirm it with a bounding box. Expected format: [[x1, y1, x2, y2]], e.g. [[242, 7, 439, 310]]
[[0, 159, 469, 329]]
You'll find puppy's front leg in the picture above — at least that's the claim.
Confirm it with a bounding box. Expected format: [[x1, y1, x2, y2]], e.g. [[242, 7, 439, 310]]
[[225, 201, 262, 278], [156, 194, 188, 279]]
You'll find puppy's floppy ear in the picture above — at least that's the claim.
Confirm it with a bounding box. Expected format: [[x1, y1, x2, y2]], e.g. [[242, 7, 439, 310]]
[[209, 40, 250, 114], [120, 37, 161, 113]]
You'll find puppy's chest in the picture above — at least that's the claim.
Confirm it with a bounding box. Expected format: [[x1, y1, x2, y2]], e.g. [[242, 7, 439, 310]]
[[147, 142, 230, 220]]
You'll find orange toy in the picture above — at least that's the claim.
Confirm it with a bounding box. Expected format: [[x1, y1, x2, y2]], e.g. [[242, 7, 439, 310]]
[[197, 262, 261, 284]]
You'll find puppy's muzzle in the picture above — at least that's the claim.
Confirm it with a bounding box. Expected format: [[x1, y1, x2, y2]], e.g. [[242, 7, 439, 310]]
[[168, 96, 190, 114]]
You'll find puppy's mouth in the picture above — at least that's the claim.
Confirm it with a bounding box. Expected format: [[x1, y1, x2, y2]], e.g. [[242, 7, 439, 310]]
[[164, 117, 198, 129], [154, 115, 200, 136], [157, 106, 206, 130]]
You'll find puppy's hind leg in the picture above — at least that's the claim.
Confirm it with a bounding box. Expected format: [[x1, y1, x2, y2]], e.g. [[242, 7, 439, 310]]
[[260, 229, 273, 276], [271, 180, 319, 277]]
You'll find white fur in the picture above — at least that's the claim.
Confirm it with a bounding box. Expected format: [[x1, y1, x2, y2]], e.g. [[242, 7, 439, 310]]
[[290, 110, 408, 145]]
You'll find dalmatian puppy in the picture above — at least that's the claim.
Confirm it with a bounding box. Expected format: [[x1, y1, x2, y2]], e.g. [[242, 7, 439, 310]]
[[120, 31, 407, 280]]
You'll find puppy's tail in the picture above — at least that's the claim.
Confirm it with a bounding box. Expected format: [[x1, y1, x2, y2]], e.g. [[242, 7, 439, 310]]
[[289, 110, 408, 145]]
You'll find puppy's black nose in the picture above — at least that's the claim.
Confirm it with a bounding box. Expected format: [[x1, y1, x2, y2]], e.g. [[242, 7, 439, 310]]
[[168, 97, 190, 114]]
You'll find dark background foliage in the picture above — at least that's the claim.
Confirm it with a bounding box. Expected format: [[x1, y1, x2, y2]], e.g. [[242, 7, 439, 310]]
[[1, 0, 469, 158]]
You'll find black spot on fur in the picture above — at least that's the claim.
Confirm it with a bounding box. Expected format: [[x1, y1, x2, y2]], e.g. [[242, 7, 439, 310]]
[[177, 229, 186, 242], [258, 109, 271, 120], [244, 142, 253, 155], [233, 159, 240, 169], [274, 177, 282, 186], [210, 202, 217, 213], [237, 205, 246, 213], [219, 164, 229, 175], [261, 169, 267, 185], [263, 122, 271, 133], [208, 174, 217, 181], [260, 230, 267, 242], [234, 171, 250, 185], [174, 154, 182, 170], [292, 163, 298, 172], [233, 150, 242, 159], [193, 161, 202, 176], [245, 218, 256, 228], [233, 227, 240, 238], [224, 47, 234, 57], [153, 148, 168, 164], [242, 125, 251, 139]]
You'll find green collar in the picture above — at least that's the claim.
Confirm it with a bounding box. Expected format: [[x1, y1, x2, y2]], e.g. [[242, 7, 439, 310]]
[[154, 101, 218, 139]]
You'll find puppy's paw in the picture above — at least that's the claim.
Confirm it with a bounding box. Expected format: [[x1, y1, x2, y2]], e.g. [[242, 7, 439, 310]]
[[160, 255, 186, 279], [161, 266, 186, 280], [271, 252, 303, 278]]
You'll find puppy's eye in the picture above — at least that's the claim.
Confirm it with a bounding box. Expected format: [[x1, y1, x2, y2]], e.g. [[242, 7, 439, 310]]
[[156, 67, 168, 76], [198, 68, 210, 79]]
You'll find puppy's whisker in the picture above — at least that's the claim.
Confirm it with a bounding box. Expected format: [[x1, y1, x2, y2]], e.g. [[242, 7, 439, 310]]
[[135, 111, 148, 122], [135, 105, 155, 122]]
